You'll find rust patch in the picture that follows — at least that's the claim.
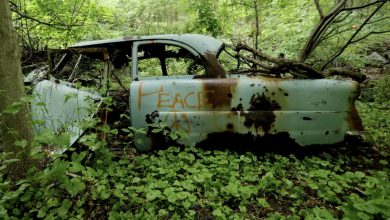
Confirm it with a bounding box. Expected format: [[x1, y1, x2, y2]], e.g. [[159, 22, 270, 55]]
[[243, 93, 281, 133], [349, 105, 364, 131], [199, 52, 237, 109], [202, 78, 238, 109], [347, 85, 364, 131]]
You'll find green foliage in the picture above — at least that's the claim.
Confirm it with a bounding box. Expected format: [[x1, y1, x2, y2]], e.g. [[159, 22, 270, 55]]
[[1, 138, 389, 219], [12, 0, 114, 49], [342, 172, 390, 220], [187, 0, 222, 37], [14, 0, 390, 70], [371, 74, 390, 106], [357, 74, 390, 148]]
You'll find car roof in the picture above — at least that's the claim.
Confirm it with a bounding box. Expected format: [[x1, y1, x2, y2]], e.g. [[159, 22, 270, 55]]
[[69, 34, 224, 56]]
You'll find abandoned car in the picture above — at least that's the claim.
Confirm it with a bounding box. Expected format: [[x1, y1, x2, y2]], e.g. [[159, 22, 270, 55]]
[[25, 34, 364, 152]]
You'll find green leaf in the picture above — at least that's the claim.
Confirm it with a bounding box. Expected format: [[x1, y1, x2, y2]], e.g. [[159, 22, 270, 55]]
[[129, 127, 147, 135], [239, 204, 247, 213], [169, 133, 178, 140], [37, 208, 47, 218], [58, 199, 72, 217], [308, 182, 319, 190], [182, 199, 192, 209], [3, 102, 22, 114], [354, 171, 365, 179], [357, 211, 370, 220], [20, 95, 35, 103], [212, 208, 225, 217], [64, 93, 77, 103], [146, 190, 161, 201], [187, 194, 197, 202], [177, 191, 188, 200], [14, 140, 28, 148], [257, 198, 270, 208], [47, 198, 59, 208], [111, 129, 118, 135], [99, 190, 111, 200], [65, 178, 85, 197], [152, 128, 162, 133], [53, 133, 70, 148], [163, 188, 178, 203], [121, 128, 130, 133], [132, 177, 141, 183], [311, 207, 336, 219], [99, 124, 111, 133]]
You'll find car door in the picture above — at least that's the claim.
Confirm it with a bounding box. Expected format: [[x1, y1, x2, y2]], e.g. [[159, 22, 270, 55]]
[[129, 40, 242, 151]]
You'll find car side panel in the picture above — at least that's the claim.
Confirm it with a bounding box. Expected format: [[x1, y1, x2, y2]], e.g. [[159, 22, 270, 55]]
[[31, 80, 102, 152], [130, 76, 359, 151]]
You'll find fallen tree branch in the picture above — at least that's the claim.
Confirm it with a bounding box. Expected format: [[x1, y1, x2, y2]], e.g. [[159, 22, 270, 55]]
[[231, 44, 365, 82], [324, 67, 366, 83], [228, 68, 270, 75], [235, 44, 325, 78]]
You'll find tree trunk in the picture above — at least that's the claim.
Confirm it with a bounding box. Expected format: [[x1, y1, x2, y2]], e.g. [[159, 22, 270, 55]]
[[0, 0, 34, 179], [253, 0, 260, 50]]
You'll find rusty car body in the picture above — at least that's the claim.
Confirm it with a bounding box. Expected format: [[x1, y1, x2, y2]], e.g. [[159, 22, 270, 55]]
[[26, 34, 363, 152]]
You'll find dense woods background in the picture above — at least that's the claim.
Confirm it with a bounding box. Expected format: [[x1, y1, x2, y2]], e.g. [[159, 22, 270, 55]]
[[11, 0, 390, 67], [0, 0, 389, 219]]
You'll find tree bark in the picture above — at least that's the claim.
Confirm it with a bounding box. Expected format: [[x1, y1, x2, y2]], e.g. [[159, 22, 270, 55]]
[[0, 0, 34, 179], [253, 0, 260, 50]]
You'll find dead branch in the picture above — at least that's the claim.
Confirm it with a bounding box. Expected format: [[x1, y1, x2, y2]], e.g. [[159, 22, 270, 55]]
[[314, 0, 324, 18], [300, 0, 388, 66], [324, 67, 366, 83], [234, 52, 273, 71], [231, 44, 366, 82], [342, 0, 387, 11], [319, 14, 357, 43], [320, 27, 353, 43], [234, 44, 325, 79], [321, 1, 387, 70], [228, 68, 269, 75], [366, 16, 390, 24], [351, 30, 390, 44], [299, 0, 347, 62], [333, 11, 352, 24]]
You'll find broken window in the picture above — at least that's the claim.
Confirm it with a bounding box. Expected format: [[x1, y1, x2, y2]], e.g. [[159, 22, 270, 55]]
[[137, 43, 205, 78]]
